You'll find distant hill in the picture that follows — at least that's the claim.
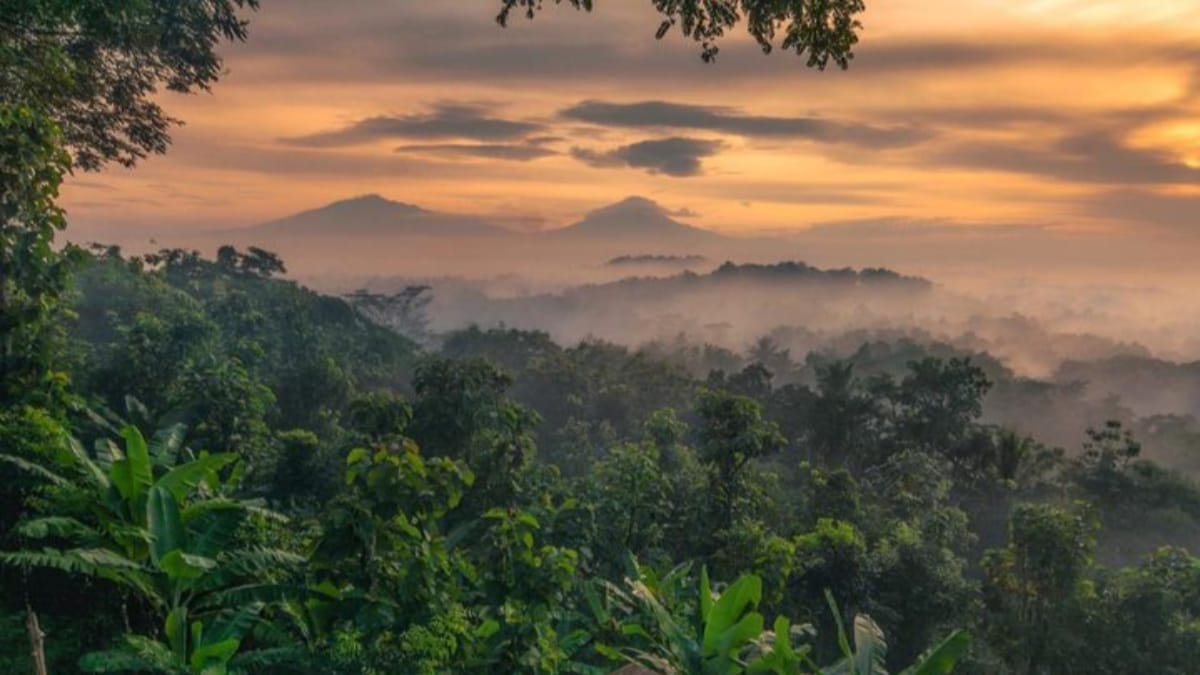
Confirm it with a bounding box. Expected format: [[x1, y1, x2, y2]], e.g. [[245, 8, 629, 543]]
[[548, 196, 726, 243], [607, 253, 709, 267], [423, 260, 936, 347], [249, 194, 504, 237]]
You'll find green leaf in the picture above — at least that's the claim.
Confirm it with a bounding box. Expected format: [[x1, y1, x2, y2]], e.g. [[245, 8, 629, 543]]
[[0, 547, 142, 576], [747, 615, 810, 674], [78, 648, 155, 672], [123, 425, 154, 495], [851, 614, 887, 675], [147, 486, 185, 564], [166, 606, 188, 660], [124, 395, 150, 424], [0, 454, 69, 486], [700, 566, 714, 623], [159, 550, 217, 580], [14, 516, 93, 540], [124, 634, 182, 670], [217, 547, 305, 576], [68, 436, 109, 489], [191, 636, 240, 670], [156, 453, 236, 501], [825, 590, 854, 664], [206, 605, 262, 644], [898, 630, 971, 675], [476, 619, 501, 638], [182, 500, 247, 558], [702, 573, 763, 657], [111, 426, 154, 515], [150, 423, 188, 460]]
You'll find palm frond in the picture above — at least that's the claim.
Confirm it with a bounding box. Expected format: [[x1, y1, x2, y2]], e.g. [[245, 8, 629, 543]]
[[228, 645, 307, 670], [13, 516, 95, 540], [0, 453, 70, 486], [0, 547, 138, 575], [196, 583, 309, 611], [77, 648, 157, 673]]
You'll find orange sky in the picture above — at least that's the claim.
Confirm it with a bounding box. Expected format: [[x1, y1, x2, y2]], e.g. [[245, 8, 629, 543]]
[[61, 0, 1200, 239]]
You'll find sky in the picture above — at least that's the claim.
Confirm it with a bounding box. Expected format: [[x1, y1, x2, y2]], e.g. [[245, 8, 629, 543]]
[[62, 0, 1200, 247]]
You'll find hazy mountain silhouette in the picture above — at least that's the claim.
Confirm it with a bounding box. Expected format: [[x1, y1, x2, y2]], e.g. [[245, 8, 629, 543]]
[[547, 196, 726, 242], [250, 194, 503, 237]]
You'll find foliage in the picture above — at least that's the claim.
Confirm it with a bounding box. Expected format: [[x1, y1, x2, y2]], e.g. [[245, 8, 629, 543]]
[[0, 0, 259, 169], [1, 425, 303, 672], [345, 286, 434, 346], [0, 104, 78, 408], [496, 0, 867, 67], [594, 561, 969, 675]]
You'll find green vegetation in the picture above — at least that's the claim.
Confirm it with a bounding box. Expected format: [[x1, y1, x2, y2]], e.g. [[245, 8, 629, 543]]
[[7, 241, 1200, 673], [6, 2, 1200, 673], [497, 0, 866, 67]]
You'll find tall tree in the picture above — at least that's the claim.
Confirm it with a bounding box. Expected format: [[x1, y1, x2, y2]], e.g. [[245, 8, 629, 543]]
[[1, 0, 259, 170]]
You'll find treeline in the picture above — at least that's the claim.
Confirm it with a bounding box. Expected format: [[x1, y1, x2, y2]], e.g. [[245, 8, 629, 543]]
[[3, 247, 1200, 673]]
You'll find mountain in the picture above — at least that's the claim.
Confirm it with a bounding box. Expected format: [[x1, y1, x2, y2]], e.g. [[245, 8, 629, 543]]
[[548, 196, 726, 242], [249, 194, 504, 237]]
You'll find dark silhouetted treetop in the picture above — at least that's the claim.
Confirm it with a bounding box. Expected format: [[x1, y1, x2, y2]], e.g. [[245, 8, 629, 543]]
[[607, 253, 709, 266], [0, 0, 258, 169], [496, 0, 866, 67]]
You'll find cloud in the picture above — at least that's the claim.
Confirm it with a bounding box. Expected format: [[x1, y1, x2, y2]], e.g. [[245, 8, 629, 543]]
[[561, 100, 928, 148], [571, 137, 724, 177], [800, 217, 1050, 238], [395, 143, 557, 161], [666, 206, 700, 217], [708, 182, 893, 206], [1080, 189, 1200, 229], [283, 103, 544, 146], [934, 130, 1200, 185]]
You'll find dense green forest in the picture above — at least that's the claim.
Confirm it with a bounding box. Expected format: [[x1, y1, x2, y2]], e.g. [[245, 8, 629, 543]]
[[5, 244, 1200, 673], [5, 1, 1200, 674]]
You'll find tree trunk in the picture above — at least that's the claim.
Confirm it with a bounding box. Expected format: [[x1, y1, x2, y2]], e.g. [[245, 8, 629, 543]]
[[26, 605, 47, 675]]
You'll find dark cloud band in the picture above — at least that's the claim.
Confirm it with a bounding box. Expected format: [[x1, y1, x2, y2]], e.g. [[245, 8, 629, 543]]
[[571, 137, 724, 177], [284, 103, 544, 147], [561, 99, 928, 148]]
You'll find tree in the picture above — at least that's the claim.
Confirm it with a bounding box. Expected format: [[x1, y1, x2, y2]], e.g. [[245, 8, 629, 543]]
[[0, 105, 77, 408], [496, 0, 866, 67], [1, 0, 259, 170], [804, 361, 878, 468], [589, 441, 671, 571], [696, 388, 787, 530], [216, 246, 287, 279], [982, 503, 1098, 675], [893, 358, 991, 463], [345, 286, 433, 345], [748, 336, 795, 383]]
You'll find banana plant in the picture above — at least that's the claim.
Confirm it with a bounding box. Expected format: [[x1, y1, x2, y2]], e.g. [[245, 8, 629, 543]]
[[1, 425, 305, 673], [595, 564, 786, 674], [594, 561, 970, 675], [816, 591, 970, 675]]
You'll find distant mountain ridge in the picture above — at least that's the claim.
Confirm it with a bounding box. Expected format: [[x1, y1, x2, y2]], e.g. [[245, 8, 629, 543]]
[[250, 194, 503, 237], [548, 196, 726, 242], [246, 194, 732, 248]]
